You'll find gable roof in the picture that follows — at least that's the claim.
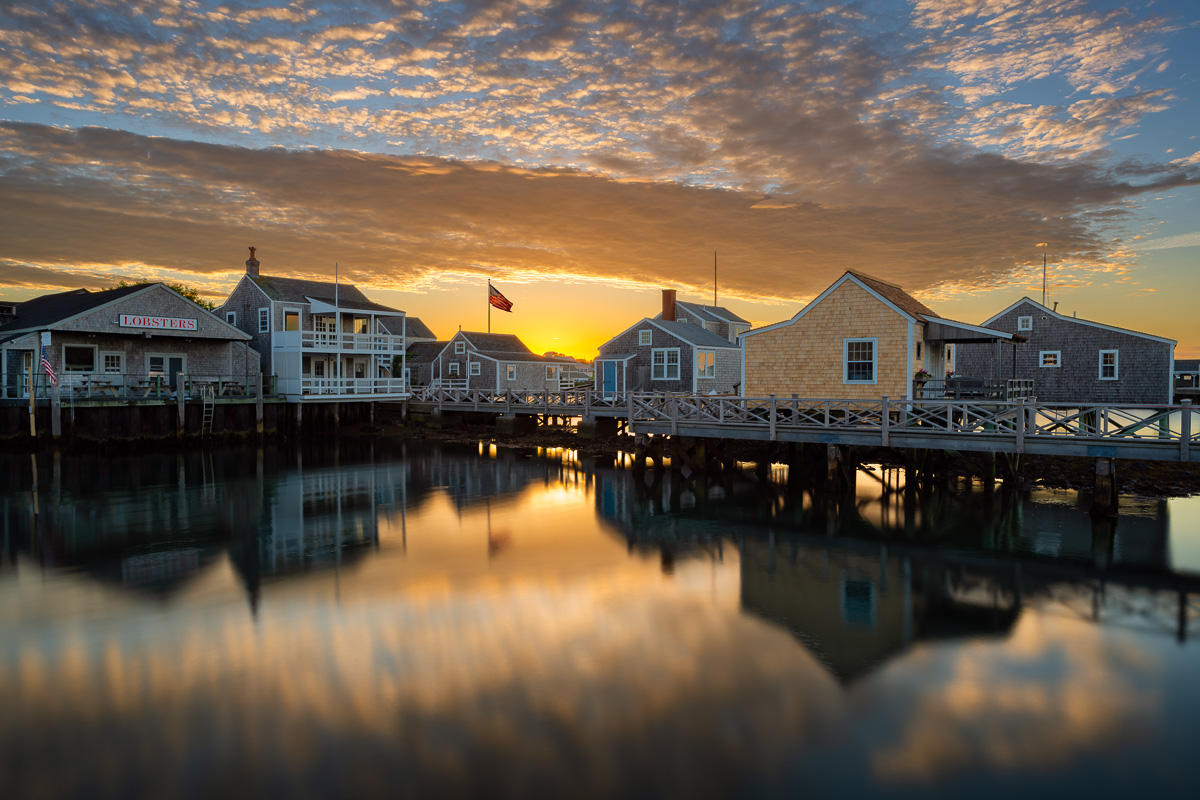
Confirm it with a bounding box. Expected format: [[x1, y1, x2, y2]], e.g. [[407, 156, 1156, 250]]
[[458, 331, 535, 354], [983, 297, 1176, 345], [677, 301, 750, 325], [1175, 359, 1200, 372], [402, 316, 437, 340], [406, 341, 448, 363], [599, 317, 742, 352], [0, 285, 148, 336]]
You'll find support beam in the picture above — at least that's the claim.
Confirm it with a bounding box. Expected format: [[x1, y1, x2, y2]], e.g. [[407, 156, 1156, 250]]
[[1090, 457, 1119, 518]]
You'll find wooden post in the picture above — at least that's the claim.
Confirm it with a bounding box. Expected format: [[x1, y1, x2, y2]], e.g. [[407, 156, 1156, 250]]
[[1015, 398, 1025, 454], [824, 443, 842, 492], [1090, 457, 1118, 517], [176, 372, 186, 433], [28, 362, 35, 438], [769, 395, 777, 441], [295, 401, 302, 433], [1181, 399, 1191, 463], [50, 383, 61, 439], [584, 388, 592, 421], [881, 396, 890, 447], [256, 373, 264, 435]]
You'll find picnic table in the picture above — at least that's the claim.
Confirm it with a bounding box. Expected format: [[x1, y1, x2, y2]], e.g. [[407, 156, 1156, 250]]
[[72, 379, 119, 398], [220, 380, 246, 396]]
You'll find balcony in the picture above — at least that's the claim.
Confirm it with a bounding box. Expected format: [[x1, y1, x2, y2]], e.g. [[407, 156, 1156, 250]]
[[278, 376, 411, 400], [274, 331, 406, 354]]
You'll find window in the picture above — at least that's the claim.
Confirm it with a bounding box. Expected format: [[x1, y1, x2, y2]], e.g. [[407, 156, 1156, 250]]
[[403, 367, 411, 384], [313, 361, 325, 378], [101, 353, 124, 374], [639, 329, 652, 346], [146, 354, 185, 377], [258, 308, 269, 333], [843, 338, 876, 383], [284, 311, 299, 331], [916, 341, 922, 360], [697, 350, 716, 378], [1099, 349, 1118, 380], [454, 341, 466, 354], [678, 317, 688, 324], [354, 317, 368, 334], [449, 362, 460, 376], [1018, 316, 1033, 331], [1040, 351, 1061, 368], [507, 365, 516, 381], [546, 365, 560, 381], [226, 311, 237, 326], [652, 348, 680, 380], [63, 345, 96, 372], [469, 362, 481, 376]]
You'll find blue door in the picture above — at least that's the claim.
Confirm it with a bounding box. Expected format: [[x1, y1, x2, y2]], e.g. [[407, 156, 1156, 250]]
[[601, 361, 616, 393]]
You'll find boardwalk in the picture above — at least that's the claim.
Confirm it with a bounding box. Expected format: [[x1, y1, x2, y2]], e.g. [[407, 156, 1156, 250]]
[[406, 388, 1197, 463]]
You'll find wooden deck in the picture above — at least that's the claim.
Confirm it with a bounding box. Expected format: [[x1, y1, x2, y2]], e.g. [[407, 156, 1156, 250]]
[[406, 388, 1196, 463]]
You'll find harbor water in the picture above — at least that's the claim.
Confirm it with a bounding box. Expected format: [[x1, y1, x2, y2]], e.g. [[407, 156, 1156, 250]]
[[2, 440, 1199, 799]]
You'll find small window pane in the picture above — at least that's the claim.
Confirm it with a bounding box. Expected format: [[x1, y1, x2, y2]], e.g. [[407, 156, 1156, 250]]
[[63, 346, 95, 372]]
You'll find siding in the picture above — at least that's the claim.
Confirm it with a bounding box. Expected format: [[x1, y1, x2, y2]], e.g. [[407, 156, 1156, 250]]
[[744, 281, 911, 399], [953, 302, 1173, 404]]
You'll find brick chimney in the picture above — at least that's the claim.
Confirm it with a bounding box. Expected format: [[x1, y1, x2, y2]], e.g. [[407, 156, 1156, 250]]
[[662, 289, 677, 322], [246, 246, 260, 278]]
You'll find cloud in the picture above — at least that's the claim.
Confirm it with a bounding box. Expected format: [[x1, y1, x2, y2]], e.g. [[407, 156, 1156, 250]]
[[0, 122, 1195, 307]]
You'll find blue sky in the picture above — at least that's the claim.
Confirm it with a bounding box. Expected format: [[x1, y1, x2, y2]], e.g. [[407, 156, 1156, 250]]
[[1, 0, 1198, 356]]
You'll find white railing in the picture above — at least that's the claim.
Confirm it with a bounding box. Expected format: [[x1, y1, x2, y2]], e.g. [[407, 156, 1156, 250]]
[[404, 389, 1197, 461], [275, 331, 406, 354], [295, 377, 410, 397]]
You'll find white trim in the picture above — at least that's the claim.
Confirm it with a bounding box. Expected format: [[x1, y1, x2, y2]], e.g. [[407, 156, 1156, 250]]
[[844, 337, 878, 384], [906, 322, 914, 392], [100, 351, 124, 374], [62, 343, 98, 372], [226, 310, 237, 326], [145, 352, 187, 377], [469, 361, 481, 376], [639, 329, 652, 346], [258, 307, 270, 333], [448, 361, 460, 376], [651, 347, 680, 381], [743, 272, 917, 340], [507, 364, 517, 381], [982, 297, 1176, 345], [1098, 349, 1119, 380], [1040, 350, 1061, 368], [454, 340, 466, 354]]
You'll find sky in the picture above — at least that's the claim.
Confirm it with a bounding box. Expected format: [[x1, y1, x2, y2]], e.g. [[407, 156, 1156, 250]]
[[1, 0, 1198, 359]]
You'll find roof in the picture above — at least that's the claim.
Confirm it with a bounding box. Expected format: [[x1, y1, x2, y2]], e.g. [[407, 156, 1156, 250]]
[[677, 301, 750, 325], [406, 341, 448, 362], [846, 270, 938, 322], [250, 275, 401, 313], [376, 315, 436, 339], [474, 350, 555, 363], [983, 297, 1177, 345], [652, 319, 743, 349], [458, 331, 535, 354], [1175, 359, 1200, 372], [404, 316, 437, 340], [0, 284, 149, 335]]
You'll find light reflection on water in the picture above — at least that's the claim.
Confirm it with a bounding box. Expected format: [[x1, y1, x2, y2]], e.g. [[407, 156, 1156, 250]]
[[0, 441, 1198, 799]]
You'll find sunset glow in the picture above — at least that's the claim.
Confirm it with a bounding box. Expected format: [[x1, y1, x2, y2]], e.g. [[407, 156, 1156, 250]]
[[1, 1, 1198, 358]]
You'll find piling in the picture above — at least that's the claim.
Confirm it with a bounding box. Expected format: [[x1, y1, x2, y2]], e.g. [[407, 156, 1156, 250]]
[[1091, 457, 1119, 517]]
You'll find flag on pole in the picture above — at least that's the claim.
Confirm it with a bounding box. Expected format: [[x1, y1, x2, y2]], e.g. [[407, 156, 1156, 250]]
[[489, 283, 513, 312], [41, 345, 57, 387]]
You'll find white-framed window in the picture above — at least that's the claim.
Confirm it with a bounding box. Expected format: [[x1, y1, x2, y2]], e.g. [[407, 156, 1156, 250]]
[[469, 362, 481, 376], [1018, 315, 1033, 331], [697, 350, 716, 378], [678, 317, 688, 324], [1099, 349, 1119, 380], [101, 352, 124, 374], [1040, 350, 1061, 368], [284, 310, 300, 331], [639, 329, 652, 346], [546, 365, 559, 380], [403, 367, 411, 384], [62, 344, 96, 373], [449, 362, 460, 376], [258, 307, 269, 333], [454, 341, 466, 354], [506, 364, 517, 381], [226, 311, 236, 326], [146, 353, 186, 377], [843, 338, 876, 383], [652, 348, 680, 380], [313, 361, 325, 378]]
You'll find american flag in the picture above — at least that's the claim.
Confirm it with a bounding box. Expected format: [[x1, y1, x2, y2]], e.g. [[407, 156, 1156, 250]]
[[488, 283, 513, 312], [41, 345, 57, 386]]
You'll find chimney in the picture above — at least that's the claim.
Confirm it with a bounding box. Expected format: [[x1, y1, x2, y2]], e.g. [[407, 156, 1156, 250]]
[[662, 289, 677, 322], [246, 246, 260, 278]]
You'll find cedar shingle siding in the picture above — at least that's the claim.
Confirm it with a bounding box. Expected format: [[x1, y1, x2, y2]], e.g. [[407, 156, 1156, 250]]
[[954, 300, 1174, 404], [597, 320, 741, 394]]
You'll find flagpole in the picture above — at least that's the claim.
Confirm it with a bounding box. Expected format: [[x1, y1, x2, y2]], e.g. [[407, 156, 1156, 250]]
[[488, 280, 492, 334]]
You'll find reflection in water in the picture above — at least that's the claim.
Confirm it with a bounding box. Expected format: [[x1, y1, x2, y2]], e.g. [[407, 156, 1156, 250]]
[[1, 443, 1199, 798]]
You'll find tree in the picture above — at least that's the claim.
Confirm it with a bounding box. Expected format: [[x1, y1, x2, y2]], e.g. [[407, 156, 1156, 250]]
[[107, 280, 217, 310]]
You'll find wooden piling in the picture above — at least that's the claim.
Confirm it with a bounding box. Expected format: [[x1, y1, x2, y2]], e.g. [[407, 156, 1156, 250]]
[[1091, 457, 1119, 517]]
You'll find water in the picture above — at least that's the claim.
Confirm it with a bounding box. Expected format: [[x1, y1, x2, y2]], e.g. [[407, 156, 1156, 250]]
[[2, 441, 1199, 799]]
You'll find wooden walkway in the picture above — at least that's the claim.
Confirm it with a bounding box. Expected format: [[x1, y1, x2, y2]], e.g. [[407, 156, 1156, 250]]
[[405, 388, 1196, 463]]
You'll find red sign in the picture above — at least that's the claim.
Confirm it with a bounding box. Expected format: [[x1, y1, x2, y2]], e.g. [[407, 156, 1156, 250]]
[[119, 314, 198, 331]]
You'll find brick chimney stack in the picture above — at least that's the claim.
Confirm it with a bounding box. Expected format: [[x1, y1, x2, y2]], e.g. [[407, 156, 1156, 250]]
[[246, 246, 260, 278], [661, 289, 677, 322]]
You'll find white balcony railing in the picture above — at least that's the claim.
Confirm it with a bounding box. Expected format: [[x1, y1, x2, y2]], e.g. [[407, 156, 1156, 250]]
[[275, 331, 407, 354], [286, 376, 410, 398]]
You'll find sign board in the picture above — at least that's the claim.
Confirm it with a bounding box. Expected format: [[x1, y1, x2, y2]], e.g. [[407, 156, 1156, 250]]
[[40, 331, 51, 347], [119, 314, 198, 331]]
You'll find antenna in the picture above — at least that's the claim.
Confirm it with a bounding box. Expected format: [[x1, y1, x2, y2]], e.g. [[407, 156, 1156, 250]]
[[1036, 243, 1049, 305]]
